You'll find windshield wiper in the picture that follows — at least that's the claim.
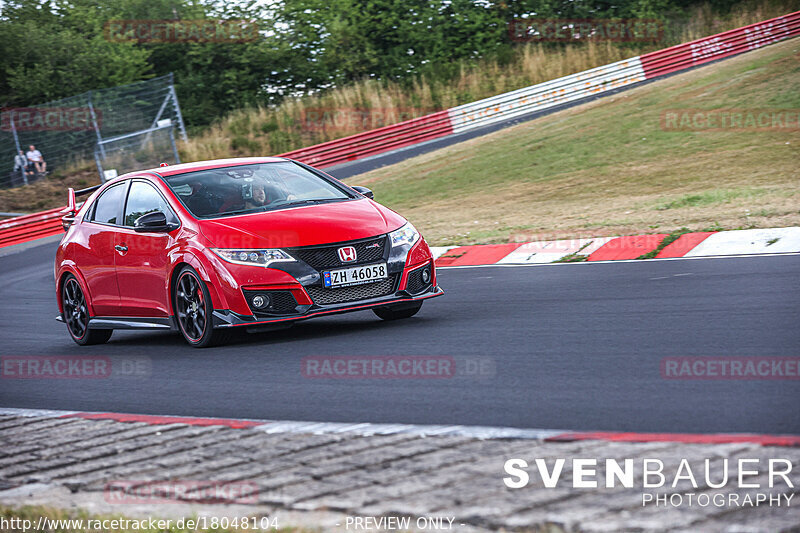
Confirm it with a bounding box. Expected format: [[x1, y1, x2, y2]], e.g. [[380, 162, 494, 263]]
[[213, 207, 266, 218], [270, 198, 348, 209], [210, 198, 348, 218]]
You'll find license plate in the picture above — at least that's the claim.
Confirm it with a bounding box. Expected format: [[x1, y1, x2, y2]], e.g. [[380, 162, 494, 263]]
[[323, 263, 387, 288]]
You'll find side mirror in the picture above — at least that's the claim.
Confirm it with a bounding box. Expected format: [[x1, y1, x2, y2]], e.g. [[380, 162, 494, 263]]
[[352, 186, 374, 199], [134, 211, 176, 233]]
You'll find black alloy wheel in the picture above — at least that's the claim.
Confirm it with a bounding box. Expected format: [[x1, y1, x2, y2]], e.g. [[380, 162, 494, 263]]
[[62, 275, 112, 345], [174, 266, 231, 347]]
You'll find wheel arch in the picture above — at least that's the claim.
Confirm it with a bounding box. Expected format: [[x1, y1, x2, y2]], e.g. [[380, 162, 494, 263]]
[[56, 266, 95, 316], [167, 252, 226, 315]]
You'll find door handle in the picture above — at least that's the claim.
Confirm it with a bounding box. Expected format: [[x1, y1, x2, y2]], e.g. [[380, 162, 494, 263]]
[[114, 244, 128, 253]]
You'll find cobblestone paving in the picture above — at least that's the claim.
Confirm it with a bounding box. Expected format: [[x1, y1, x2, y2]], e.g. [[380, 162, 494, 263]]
[[1, 415, 798, 532]]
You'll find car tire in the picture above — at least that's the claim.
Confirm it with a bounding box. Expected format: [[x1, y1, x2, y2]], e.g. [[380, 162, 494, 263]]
[[373, 301, 423, 321], [61, 274, 113, 345], [173, 266, 232, 348]]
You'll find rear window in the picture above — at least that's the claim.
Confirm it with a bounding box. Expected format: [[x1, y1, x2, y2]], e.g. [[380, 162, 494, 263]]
[[90, 183, 126, 225]]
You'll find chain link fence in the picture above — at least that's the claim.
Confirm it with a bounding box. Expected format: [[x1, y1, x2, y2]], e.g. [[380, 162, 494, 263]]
[[0, 73, 187, 188], [95, 123, 180, 181]]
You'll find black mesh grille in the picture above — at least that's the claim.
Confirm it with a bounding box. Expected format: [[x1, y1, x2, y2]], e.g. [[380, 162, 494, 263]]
[[288, 236, 386, 270], [405, 265, 432, 295], [306, 276, 398, 306], [243, 289, 299, 316]]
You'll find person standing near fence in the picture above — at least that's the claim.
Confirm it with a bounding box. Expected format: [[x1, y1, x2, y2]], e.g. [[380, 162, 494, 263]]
[[13, 150, 30, 179], [26, 145, 46, 175]]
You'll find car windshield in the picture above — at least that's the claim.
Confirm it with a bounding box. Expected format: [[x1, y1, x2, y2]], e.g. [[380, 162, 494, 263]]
[[161, 161, 354, 218]]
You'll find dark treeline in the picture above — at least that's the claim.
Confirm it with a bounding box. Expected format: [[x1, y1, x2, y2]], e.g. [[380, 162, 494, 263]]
[[0, 0, 778, 129]]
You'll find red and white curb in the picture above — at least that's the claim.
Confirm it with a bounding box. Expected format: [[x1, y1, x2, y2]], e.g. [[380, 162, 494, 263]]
[[432, 227, 800, 267], [1, 407, 798, 446]]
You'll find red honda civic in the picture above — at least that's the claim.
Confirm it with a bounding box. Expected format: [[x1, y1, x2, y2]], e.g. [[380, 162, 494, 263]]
[[55, 157, 442, 347]]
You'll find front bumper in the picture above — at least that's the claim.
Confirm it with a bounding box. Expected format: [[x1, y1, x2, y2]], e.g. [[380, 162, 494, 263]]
[[211, 284, 443, 328]]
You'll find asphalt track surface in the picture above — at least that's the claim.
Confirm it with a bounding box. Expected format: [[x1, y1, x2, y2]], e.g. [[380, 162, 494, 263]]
[[1, 240, 798, 435]]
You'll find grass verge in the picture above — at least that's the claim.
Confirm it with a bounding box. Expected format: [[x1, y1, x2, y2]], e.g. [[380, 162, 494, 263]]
[[354, 38, 800, 246], [181, 0, 794, 161]]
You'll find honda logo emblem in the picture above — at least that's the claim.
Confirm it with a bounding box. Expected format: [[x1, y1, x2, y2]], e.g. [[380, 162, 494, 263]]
[[337, 246, 357, 263]]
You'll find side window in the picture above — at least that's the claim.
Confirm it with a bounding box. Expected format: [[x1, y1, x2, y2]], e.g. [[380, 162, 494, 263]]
[[90, 183, 125, 225], [124, 181, 176, 227]]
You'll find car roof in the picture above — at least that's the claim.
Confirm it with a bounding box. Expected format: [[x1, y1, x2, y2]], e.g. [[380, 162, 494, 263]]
[[103, 157, 291, 183], [95, 157, 302, 191], [149, 157, 290, 177]]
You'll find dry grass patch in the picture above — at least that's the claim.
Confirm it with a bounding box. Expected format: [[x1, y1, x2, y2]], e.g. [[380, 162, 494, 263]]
[[352, 39, 800, 245], [0, 163, 99, 214], [181, 0, 796, 162]]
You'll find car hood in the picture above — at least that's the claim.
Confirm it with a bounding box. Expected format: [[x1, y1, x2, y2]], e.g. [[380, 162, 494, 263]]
[[198, 198, 407, 249]]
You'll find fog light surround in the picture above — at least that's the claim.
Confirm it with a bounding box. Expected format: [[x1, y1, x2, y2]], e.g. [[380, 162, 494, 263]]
[[421, 268, 431, 284], [252, 294, 270, 309]]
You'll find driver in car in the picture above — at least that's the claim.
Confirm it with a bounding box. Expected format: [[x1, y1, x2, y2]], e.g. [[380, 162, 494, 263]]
[[246, 181, 297, 208], [245, 182, 270, 209]]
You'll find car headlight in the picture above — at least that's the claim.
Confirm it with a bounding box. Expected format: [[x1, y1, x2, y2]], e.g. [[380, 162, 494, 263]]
[[211, 248, 295, 267], [389, 222, 419, 248]]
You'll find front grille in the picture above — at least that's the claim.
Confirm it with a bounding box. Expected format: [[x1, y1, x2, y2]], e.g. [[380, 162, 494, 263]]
[[243, 289, 299, 316], [306, 276, 398, 306], [405, 264, 432, 295], [288, 236, 386, 270]]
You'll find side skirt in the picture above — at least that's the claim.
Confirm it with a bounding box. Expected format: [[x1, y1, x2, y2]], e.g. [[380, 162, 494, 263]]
[[56, 315, 177, 331]]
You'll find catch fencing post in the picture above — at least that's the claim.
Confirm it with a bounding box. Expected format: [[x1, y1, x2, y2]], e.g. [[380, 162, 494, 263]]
[[169, 74, 188, 142], [87, 91, 105, 159], [94, 150, 106, 183], [169, 126, 181, 164], [8, 114, 27, 186]]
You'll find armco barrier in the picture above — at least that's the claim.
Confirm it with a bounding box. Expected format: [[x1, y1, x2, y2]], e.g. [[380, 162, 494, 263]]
[[0, 207, 66, 248], [278, 10, 798, 169], [447, 11, 800, 135], [446, 56, 646, 133], [639, 12, 800, 78], [278, 110, 453, 168], [1, 11, 798, 248]]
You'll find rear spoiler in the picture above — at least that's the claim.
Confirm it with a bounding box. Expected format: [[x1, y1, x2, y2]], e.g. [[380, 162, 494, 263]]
[[61, 184, 102, 230]]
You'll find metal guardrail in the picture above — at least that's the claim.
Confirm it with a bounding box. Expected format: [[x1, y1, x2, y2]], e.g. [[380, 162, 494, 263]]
[[0, 11, 797, 249], [639, 12, 800, 78], [279, 10, 798, 169], [0, 207, 67, 248], [0, 186, 99, 249], [446, 56, 646, 133], [278, 110, 454, 169], [445, 12, 800, 135]]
